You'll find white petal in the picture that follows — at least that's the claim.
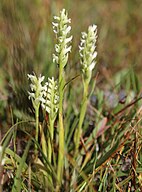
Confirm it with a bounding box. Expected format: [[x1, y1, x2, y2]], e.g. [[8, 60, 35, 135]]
[[79, 45, 84, 51], [65, 36, 73, 44], [55, 44, 60, 53], [53, 54, 59, 63], [92, 51, 97, 60], [46, 106, 50, 113], [39, 75, 45, 83], [64, 46, 72, 55], [28, 92, 35, 99], [53, 29, 58, 34], [28, 74, 37, 83], [52, 22, 58, 27], [64, 26, 71, 34], [30, 84, 36, 91], [89, 61, 96, 71], [53, 16, 60, 20]]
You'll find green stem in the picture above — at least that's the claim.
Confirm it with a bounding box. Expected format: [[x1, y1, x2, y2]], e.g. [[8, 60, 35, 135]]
[[57, 68, 65, 187], [12, 140, 31, 192], [75, 82, 88, 156], [35, 107, 39, 156], [48, 117, 54, 163], [46, 116, 55, 187], [40, 124, 47, 157]]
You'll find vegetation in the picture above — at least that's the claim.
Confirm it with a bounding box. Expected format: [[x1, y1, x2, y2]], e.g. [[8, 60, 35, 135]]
[[0, 1, 142, 191]]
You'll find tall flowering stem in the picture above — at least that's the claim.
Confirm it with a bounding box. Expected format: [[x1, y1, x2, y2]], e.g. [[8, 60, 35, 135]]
[[52, 9, 72, 186], [41, 77, 59, 186], [28, 73, 46, 155], [75, 25, 97, 155]]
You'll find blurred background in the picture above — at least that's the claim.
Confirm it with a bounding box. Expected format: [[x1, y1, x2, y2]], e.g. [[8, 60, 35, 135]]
[[0, 0, 142, 129]]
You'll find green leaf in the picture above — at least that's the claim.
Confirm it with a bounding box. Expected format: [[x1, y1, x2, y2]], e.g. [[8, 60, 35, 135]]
[[12, 140, 31, 192]]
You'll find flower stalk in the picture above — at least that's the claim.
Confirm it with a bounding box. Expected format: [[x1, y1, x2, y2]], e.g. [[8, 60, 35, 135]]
[[27, 73, 46, 155], [52, 9, 72, 186], [40, 77, 59, 187], [42, 77, 59, 163], [75, 24, 97, 155]]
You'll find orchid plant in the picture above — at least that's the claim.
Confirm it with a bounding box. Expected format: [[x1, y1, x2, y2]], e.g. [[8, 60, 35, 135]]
[[41, 77, 59, 164], [75, 24, 97, 155], [27, 9, 97, 190], [52, 8, 72, 186], [27, 73, 46, 155]]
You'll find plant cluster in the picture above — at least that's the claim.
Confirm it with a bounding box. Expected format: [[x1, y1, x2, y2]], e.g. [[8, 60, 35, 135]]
[[0, 8, 142, 192]]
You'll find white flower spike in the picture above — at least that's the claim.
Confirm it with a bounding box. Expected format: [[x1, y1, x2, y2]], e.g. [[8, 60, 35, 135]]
[[52, 9, 72, 68], [27, 73, 46, 109], [41, 77, 59, 120], [79, 24, 97, 83]]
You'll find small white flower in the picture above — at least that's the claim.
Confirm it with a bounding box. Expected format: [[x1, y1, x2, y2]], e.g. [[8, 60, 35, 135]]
[[52, 22, 58, 27], [53, 54, 59, 63], [64, 26, 71, 35], [55, 44, 60, 53], [89, 61, 96, 71], [63, 45, 72, 55], [65, 36, 73, 44]]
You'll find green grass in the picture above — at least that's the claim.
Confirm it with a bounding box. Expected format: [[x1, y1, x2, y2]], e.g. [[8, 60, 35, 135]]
[[0, 1, 142, 191]]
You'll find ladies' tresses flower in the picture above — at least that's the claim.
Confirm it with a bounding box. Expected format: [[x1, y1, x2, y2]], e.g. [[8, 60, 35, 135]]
[[41, 77, 59, 121], [28, 73, 47, 151], [79, 24, 97, 83], [52, 9, 72, 183], [27, 73, 46, 109], [74, 25, 98, 156], [52, 9, 72, 68]]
